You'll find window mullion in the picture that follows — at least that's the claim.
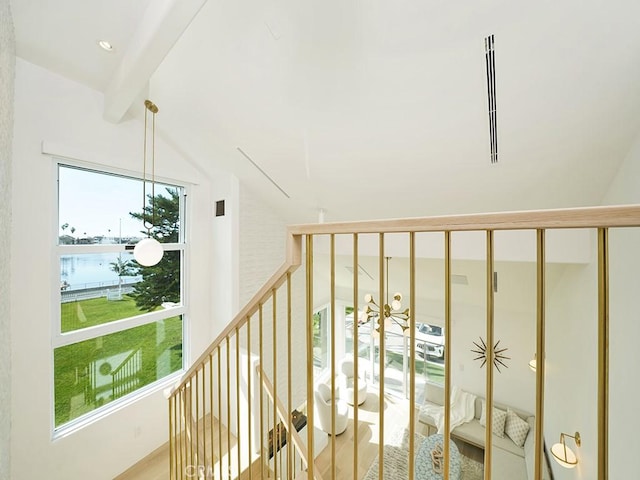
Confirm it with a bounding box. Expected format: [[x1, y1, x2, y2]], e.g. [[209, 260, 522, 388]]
[[53, 307, 186, 349]]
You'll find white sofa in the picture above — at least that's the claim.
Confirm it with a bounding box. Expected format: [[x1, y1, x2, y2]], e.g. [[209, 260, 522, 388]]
[[418, 384, 552, 480]]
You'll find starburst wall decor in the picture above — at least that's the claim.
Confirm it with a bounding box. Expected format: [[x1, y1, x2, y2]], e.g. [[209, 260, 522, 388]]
[[471, 337, 511, 372]]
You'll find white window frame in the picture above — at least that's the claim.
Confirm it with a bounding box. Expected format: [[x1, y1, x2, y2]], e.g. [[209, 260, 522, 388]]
[[52, 159, 189, 436]]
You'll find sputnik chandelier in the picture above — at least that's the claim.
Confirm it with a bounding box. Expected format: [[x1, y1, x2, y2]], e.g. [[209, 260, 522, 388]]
[[363, 257, 411, 336]]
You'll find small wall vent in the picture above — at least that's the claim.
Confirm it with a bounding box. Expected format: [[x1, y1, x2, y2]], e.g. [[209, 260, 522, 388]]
[[215, 200, 225, 217]]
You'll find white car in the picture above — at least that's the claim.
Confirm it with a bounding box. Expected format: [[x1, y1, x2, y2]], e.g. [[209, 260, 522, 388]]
[[415, 323, 445, 359]]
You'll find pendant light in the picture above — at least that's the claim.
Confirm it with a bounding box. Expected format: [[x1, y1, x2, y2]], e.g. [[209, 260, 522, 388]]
[[363, 257, 411, 336], [133, 100, 164, 267], [551, 431, 581, 468]]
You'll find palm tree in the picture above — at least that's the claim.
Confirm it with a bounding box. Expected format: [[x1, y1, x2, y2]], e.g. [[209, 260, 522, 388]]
[[109, 256, 135, 294]]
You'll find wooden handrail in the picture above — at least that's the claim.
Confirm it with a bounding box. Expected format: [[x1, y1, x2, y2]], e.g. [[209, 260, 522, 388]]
[[172, 234, 302, 390], [288, 204, 640, 235], [168, 204, 640, 480], [173, 204, 640, 392]]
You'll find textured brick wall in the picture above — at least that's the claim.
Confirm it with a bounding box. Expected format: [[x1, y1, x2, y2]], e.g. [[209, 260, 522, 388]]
[[238, 187, 309, 409], [0, 0, 15, 478], [238, 188, 287, 306]]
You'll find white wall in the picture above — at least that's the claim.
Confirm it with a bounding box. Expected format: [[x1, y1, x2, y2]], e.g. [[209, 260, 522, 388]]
[[601, 132, 640, 480], [210, 172, 240, 340], [545, 258, 599, 480], [542, 130, 640, 480], [238, 186, 287, 308], [0, 1, 15, 479], [10, 59, 216, 479], [449, 296, 538, 413]]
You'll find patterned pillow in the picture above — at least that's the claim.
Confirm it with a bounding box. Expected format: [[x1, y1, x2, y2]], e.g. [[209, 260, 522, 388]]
[[479, 400, 507, 438], [505, 409, 531, 447]]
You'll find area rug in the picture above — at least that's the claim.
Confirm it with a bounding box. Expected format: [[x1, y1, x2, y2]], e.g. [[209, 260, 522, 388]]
[[363, 428, 483, 480]]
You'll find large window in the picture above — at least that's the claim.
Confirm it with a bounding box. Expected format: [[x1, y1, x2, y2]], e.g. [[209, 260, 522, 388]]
[[313, 307, 329, 374], [349, 306, 445, 399], [54, 164, 186, 431]]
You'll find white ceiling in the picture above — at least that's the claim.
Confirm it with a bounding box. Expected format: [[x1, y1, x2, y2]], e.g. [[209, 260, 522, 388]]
[[12, 0, 640, 223], [11, 0, 152, 91]]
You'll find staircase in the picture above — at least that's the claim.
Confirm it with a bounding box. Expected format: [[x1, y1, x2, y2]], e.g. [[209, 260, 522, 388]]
[[166, 206, 640, 480]]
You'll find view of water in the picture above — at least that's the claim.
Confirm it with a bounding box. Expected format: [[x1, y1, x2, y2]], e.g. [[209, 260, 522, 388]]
[[60, 252, 142, 291]]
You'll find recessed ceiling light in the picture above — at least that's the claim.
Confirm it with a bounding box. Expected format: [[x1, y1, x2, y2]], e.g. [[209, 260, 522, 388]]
[[97, 40, 114, 52]]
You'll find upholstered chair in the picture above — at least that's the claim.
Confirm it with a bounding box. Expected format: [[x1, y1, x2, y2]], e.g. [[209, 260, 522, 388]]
[[314, 383, 348, 435], [338, 357, 368, 405]]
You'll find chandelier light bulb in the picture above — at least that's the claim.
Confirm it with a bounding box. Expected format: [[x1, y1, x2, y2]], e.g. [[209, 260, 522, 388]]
[[134, 237, 164, 266], [364, 293, 373, 303]]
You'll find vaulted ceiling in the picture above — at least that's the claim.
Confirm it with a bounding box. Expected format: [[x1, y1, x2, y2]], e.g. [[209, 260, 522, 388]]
[[12, 0, 640, 223]]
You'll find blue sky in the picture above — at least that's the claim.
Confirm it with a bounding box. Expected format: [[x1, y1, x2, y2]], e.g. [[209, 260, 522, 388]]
[[58, 165, 173, 239]]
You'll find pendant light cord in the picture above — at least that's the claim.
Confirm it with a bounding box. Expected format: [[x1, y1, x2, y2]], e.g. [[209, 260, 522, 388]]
[[142, 100, 159, 237], [151, 105, 156, 230], [143, 104, 149, 235]]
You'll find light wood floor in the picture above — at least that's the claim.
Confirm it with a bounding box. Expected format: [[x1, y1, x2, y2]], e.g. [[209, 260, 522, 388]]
[[115, 443, 169, 480], [314, 389, 423, 480], [116, 414, 239, 480], [115, 389, 478, 480]]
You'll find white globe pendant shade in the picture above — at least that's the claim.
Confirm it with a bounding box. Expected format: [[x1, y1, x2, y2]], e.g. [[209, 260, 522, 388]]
[[551, 442, 578, 468], [134, 237, 164, 266]]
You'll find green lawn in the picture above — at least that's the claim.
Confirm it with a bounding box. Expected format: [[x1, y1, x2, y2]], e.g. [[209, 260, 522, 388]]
[[61, 295, 146, 332], [55, 296, 182, 427]]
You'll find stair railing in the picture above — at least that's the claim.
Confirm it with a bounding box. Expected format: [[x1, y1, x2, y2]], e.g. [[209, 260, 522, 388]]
[[168, 205, 640, 480], [257, 364, 322, 480], [167, 235, 303, 479], [111, 346, 142, 399]]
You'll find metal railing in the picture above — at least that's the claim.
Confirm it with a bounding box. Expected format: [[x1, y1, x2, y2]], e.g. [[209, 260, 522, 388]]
[[111, 347, 142, 399], [167, 205, 640, 479]]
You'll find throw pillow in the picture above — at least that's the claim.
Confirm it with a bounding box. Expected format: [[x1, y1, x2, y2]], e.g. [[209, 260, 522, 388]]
[[505, 409, 531, 447], [479, 400, 507, 438]]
